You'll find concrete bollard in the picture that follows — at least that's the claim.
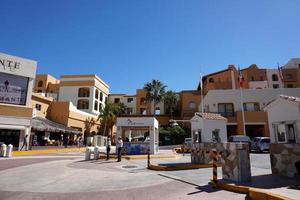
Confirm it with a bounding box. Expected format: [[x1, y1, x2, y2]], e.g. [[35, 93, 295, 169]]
[[6, 144, 13, 157], [85, 147, 91, 160], [0, 144, 7, 157], [94, 146, 100, 160]]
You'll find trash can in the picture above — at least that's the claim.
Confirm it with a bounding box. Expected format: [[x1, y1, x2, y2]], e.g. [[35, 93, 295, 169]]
[[0, 144, 7, 157], [85, 147, 91, 161], [6, 144, 13, 157], [94, 146, 100, 160]]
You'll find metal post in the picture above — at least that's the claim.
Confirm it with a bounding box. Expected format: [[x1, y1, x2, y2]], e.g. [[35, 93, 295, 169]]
[[212, 149, 218, 187], [147, 148, 150, 169]]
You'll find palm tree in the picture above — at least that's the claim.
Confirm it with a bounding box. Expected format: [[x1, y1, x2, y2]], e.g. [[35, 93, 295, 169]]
[[98, 102, 127, 136], [84, 117, 96, 137], [143, 79, 167, 116], [98, 102, 117, 136], [164, 90, 179, 118]]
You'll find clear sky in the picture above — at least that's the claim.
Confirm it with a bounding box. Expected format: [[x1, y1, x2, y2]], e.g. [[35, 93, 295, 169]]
[[1, 0, 299, 94]]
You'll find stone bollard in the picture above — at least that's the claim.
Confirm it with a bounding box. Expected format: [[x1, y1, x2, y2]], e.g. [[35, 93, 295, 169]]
[[94, 146, 100, 160], [0, 144, 7, 157], [6, 144, 13, 157], [85, 147, 91, 160]]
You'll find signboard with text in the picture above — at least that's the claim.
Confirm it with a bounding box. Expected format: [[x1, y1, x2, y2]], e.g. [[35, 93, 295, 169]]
[[0, 72, 28, 105]]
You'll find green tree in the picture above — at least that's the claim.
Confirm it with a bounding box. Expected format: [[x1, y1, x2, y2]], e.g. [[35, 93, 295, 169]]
[[84, 117, 96, 137], [98, 102, 127, 137], [163, 90, 179, 118], [143, 79, 167, 116]]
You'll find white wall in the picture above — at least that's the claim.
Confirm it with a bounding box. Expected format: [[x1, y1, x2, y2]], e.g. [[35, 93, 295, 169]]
[[266, 99, 300, 143], [191, 116, 227, 142], [248, 81, 268, 89], [201, 88, 300, 113], [266, 69, 283, 89]]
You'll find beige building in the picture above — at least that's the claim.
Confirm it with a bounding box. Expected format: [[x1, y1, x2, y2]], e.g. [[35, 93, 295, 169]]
[[0, 52, 37, 150]]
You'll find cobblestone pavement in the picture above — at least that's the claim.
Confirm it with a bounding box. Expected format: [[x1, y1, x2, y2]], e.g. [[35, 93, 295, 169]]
[[0, 152, 246, 200]]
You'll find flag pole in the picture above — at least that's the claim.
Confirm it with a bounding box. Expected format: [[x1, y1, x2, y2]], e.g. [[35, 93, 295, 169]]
[[238, 66, 246, 135]]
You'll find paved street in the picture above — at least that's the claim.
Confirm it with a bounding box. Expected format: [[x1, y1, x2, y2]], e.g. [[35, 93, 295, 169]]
[[0, 152, 247, 200], [1, 152, 297, 200]]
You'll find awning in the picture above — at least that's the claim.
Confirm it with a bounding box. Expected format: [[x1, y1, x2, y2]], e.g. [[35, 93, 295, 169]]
[[31, 117, 81, 134]]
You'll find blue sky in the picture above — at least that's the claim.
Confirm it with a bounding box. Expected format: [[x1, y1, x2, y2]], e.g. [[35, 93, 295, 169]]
[[1, 0, 299, 94]]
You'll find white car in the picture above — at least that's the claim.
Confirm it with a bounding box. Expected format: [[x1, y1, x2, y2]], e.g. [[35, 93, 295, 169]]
[[252, 137, 270, 152]]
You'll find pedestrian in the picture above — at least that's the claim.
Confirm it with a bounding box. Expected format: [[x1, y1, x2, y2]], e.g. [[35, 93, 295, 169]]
[[106, 137, 111, 160], [20, 134, 28, 151], [64, 136, 69, 148], [116, 136, 123, 162]]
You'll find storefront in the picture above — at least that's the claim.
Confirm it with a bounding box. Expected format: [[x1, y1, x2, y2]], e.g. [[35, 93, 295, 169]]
[[0, 53, 37, 150]]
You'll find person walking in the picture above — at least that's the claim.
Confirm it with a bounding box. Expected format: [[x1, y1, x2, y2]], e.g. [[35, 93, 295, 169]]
[[106, 137, 111, 160], [20, 134, 28, 151], [116, 136, 123, 162]]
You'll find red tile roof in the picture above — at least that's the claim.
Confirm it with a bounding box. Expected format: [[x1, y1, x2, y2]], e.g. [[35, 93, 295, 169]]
[[195, 112, 227, 121]]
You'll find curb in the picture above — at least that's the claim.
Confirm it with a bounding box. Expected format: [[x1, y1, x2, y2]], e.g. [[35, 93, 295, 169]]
[[216, 182, 292, 200], [149, 163, 221, 171], [99, 154, 178, 160], [12, 148, 85, 156]]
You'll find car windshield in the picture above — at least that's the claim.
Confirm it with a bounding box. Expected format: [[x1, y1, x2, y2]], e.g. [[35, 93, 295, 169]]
[[261, 139, 270, 143]]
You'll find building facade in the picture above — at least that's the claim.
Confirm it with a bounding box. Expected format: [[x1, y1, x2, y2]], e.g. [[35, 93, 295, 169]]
[[0, 52, 37, 150]]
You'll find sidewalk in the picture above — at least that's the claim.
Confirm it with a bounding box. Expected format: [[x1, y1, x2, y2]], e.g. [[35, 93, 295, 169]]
[[218, 174, 300, 200]]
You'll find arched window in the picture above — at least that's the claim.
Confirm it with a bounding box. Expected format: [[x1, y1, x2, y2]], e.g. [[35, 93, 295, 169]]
[[78, 87, 90, 97], [38, 81, 43, 87], [272, 74, 278, 81], [209, 78, 214, 83], [188, 101, 196, 109], [77, 99, 89, 109]]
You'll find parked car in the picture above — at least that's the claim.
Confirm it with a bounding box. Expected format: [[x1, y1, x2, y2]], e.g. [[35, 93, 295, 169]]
[[251, 137, 270, 152], [228, 135, 251, 148]]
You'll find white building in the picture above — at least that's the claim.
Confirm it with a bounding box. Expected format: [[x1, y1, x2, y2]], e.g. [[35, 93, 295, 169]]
[[283, 58, 300, 69], [264, 95, 300, 144], [0, 52, 37, 150], [191, 112, 227, 143], [58, 74, 109, 116], [266, 69, 283, 89]]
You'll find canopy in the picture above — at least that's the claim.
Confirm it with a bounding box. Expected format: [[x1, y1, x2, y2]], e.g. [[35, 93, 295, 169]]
[[31, 117, 81, 134]]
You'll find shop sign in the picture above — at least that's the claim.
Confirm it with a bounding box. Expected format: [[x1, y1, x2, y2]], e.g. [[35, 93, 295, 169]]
[[0, 72, 28, 105], [0, 59, 20, 72], [126, 119, 145, 126]]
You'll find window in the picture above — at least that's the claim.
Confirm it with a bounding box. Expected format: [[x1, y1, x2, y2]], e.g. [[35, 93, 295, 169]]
[[94, 101, 98, 111], [99, 103, 103, 111], [298, 64, 300, 69], [114, 98, 120, 103], [37, 81, 43, 87], [140, 98, 146, 104], [188, 101, 196, 109], [155, 107, 161, 115], [140, 108, 146, 115], [260, 76, 263, 81], [251, 76, 254, 81], [209, 78, 214, 83], [100, 92, 103, 102], [126, 107, 133, 114], [273, 84, 279, 88], [272, 74, 278, 81], [35, 104, 42, 111], [78, 87, 90, 97], [287, 84, 294, 88], [286, 74, 293, 80], [243, 102, 260, 111], [77, 99, 89, 109], [95, 90, 99, 99], [276, 124, 287, 143], [37, 90, 42, 93], [218, 103, 234, 117], [127, 98, 134, 103], [287, 124, 296, 143], [212, 129, 221, 143], [105, 97, 108, 103]]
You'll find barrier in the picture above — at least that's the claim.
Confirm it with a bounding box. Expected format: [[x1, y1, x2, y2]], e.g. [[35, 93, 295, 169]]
[[147, 149, 150, 169], [212, 149, 218, 187], [0, 144, 7, 157], [6, 144, 13, 157]]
